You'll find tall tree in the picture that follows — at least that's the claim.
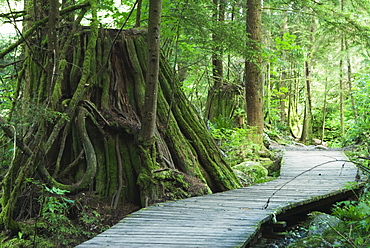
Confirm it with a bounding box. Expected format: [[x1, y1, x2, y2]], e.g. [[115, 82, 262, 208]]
[[245, 0, 264, 141], [300, 20, 316, 144], [205, 0, 245, 127], [300, 59, 313, 144], [205, 0, 225, 122], [139, 0, 162, 145], [339, 0, 345, 137]]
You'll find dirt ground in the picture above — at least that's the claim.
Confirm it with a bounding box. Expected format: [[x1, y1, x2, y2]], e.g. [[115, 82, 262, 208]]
[[68, 192, 141, 246]]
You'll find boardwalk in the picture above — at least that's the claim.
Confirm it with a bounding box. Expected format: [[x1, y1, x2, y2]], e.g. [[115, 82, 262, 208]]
[[77, 150, 363, 247]]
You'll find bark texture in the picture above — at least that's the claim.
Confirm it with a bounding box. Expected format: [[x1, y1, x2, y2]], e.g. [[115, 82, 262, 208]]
[[245, 0, 264, 141], [0, 28, 241, 230]]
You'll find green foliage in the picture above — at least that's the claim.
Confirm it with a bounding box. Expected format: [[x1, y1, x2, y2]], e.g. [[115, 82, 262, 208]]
[[233, 162, 269, 184], [312, 105, 343, 146], [330, 190, 370, 247], [0, 136, 14, 174], [210, 124, 264, 166], [275, 32, 301, 51], [24, 179, 79, 246], [344, 72, 370, 151], [0, 179, 109, 247], [0, 33, 19, 115], [8, 101, 70, 135]]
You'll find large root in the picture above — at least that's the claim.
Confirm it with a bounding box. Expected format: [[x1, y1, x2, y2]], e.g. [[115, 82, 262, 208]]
[[37, 106, 97, 193]]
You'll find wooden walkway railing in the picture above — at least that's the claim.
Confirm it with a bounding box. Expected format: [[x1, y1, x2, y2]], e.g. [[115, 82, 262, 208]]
[[77, 150, 363, 247]]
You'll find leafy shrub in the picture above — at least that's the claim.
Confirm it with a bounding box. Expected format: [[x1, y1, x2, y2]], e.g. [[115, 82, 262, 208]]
[[1, 179, 108, 247], [330, 190, 370, 247], [344, 73, 370, 154], [210, 125, 264, 166]]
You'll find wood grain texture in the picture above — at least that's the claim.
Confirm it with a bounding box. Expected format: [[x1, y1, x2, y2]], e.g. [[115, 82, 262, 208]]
[[77, 150, 363, 248]]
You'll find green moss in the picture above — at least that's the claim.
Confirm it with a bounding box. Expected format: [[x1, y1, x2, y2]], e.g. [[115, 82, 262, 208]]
[[51, 59, 67, 108], [152, 170, 191, 199], [0, 237, 34, 248], [259, 157, 278, 176], [69, 43, 81, 91], [100, 37, 111, 109], [37, 68, 47, 103], [94, 137, 107, 196], [126, 37, 146, 109], [104, 137, 118, 197], [233, 162, 268, 179]]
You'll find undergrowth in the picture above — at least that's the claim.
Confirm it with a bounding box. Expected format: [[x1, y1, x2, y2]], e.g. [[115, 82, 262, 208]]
[[330, 188, 370, 247], [0, 179, 110, 248]]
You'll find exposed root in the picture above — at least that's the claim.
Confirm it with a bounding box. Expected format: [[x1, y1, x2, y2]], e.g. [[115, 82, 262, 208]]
[[37, 106, 98, 193], [112, 134, 124, 209]]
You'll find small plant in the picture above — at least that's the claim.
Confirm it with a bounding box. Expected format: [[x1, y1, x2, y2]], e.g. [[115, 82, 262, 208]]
[[79, 207, 108, 237], [39, 186, 81, 246], [330, 190, 370, 247], [210, 125, 264, 166], [22, 179, 82, 246]]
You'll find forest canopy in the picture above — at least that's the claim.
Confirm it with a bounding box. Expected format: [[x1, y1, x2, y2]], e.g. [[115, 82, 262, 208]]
[[0, 0, 369, 246]]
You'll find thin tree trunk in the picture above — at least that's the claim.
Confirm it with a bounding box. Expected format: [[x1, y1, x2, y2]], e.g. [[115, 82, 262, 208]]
[[345, 38, 357, 121], [300, 22, 315, 144], [205, 0, 225, 122], [289, 66, 301, 138], [213, 0, 224, 86], [47, 0, 60, 98], [320, 77, 328, 144], [339, 37, 345, 136], [265, 62, 271, 124], [300, 59, 313, 144], [135, 0, 142, 28], [279, 13, 288, 125], [139, 0, 162, 145]]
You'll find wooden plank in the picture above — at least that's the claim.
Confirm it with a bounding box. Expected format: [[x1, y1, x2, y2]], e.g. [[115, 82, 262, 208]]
[[76, 150, 363, 248]]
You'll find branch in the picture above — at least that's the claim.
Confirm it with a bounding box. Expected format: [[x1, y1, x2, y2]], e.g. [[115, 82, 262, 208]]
[[0, 1, 90, 59], [262, 7, 315, 16], [323, 217, 357, 248], [0, 11, 25, 19], [0, 115, 32, 156], [0, 59, 24, 68]]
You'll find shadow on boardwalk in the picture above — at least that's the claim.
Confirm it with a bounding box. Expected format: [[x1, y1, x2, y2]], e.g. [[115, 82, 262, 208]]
[[77, 150, 363, 248]]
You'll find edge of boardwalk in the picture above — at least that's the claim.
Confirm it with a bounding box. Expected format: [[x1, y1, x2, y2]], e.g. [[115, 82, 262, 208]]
[[76, 150, 365, 248]]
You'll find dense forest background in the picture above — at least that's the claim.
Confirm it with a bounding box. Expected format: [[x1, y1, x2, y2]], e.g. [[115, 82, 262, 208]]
[[0, 0, 369, 247]]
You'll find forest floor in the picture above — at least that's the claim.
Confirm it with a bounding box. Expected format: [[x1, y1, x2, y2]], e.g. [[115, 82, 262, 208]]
[[66, 192, 141, 246], [70, 186, 210, 246]]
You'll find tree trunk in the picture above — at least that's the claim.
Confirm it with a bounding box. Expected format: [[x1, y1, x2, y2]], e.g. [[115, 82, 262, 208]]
[[211, 0, 224, 87], [245, 0, 264, 141], [0, 27, 241, 231], [279, 14, 289, 125], [205, 0, 237, 126], [345, 38, 357, 120], [139, 0, 162, 144], [339, 37, 345, 136], [135, 0, 143, 28], [205, 84, 245, 127], [320, 77, 329, 144], [138, 0, 163, 206], [300, 59, 313, 144], [287, 65, 301, 138], [300, 21, 316, 145]]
